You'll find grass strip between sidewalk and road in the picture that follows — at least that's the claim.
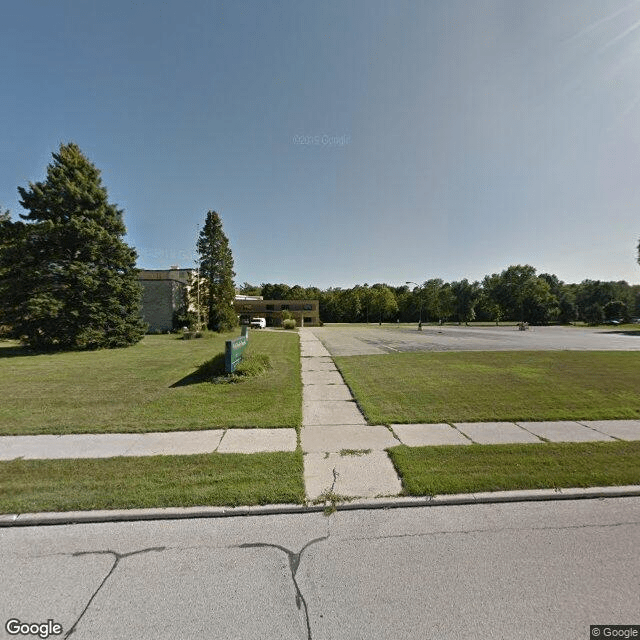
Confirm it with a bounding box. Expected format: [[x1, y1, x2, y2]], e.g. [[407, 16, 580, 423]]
[[388, 441, 640, 497], [0, 451, 305, 514], [0, 331, 301, 435], [334, 351, 640, 424]]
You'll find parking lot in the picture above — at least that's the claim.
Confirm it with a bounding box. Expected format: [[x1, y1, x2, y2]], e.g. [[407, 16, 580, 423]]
[[309, 324, 640, 356]]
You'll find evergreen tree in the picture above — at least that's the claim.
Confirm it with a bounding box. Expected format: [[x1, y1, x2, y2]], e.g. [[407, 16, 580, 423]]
[[197, 210, 237, 332], [0, 207, 21, 336], [5, 142, 146, 350]]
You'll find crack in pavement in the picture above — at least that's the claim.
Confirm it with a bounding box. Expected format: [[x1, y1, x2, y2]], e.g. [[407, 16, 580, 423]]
[[63, 547, 166, 638], [345, 519, 640, 544], [330, 466, 338, 493], [237, 536, 328, 640]]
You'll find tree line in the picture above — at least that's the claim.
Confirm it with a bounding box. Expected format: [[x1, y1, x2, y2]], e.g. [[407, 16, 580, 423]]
[[242, 266, 640, 325], [1, 142, 638, 350]]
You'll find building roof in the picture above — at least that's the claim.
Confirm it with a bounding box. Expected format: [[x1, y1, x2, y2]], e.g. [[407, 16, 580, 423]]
[[138, 268, 192, 283]]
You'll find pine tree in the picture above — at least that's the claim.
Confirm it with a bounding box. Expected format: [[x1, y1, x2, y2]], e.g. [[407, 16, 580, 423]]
[[196, 210, 237, 332], [5, 142, 146, 350], [0, 207, 20, 336]]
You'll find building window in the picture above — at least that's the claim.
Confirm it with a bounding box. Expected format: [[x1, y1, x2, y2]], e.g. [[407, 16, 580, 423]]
[[281, 304, 289, 310], [303, 304, 313, 310], [266, 305, 274, 311], [304, 317, 313, 324]]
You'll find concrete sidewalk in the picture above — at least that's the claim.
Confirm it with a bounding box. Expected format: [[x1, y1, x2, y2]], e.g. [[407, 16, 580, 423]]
[[0, 428, 297, 460], [4, 417, 637, 463], [300, 328, 403, 501], [390, 420, 640, 446]]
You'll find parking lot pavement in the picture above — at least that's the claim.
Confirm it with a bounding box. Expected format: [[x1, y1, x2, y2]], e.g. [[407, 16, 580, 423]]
[[310, 324, 640, 356]]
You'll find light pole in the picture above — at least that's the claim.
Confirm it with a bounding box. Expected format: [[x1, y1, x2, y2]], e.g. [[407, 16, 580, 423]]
[[406, 281, 423, 330]]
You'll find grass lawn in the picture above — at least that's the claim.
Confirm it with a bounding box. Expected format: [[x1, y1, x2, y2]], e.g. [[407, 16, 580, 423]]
[[388, 441, 640, 496], [0, 451, 305, 513], [0, 331, 302, 435], [334, 351, 640, 424]]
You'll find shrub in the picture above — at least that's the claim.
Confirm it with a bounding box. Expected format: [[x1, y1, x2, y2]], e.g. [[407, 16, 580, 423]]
[[195, 352, 271, 383], [234, 353, 271, 377], [283, 319, 296, 330]]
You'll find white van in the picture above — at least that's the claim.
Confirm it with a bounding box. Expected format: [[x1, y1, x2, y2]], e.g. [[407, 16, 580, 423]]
[[250, 317, 266, 329]]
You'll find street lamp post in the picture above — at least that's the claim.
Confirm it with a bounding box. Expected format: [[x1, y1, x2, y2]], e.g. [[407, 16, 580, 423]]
[[406, 281, 423, 330]]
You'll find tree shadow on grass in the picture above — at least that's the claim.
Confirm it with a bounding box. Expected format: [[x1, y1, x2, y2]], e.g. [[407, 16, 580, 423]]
[[0, 344, 39, 358], [170, 352, 226, 388]]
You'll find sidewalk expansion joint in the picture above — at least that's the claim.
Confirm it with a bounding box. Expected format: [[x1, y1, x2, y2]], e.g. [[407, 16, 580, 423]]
[[214, 428, 227, 452], [386, 425, 402, 444]]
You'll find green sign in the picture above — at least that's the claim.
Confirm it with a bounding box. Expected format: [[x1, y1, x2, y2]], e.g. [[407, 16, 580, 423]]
[[225, 327, 249, 372]]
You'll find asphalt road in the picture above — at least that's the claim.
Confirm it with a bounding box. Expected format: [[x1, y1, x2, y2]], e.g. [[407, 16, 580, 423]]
[[2, 498, 639, 639], [310, 324, 640, 355]]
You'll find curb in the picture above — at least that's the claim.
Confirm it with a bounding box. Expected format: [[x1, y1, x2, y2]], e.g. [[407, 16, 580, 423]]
[[2, 485, 639, 528]]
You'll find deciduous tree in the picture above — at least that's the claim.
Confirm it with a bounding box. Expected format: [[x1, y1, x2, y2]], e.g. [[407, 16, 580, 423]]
[[451, 279, 480, 325], [370, 284, 398, 323]]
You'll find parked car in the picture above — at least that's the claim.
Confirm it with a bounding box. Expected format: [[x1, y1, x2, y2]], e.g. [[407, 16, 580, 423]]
[[250, 317, 266, 329]]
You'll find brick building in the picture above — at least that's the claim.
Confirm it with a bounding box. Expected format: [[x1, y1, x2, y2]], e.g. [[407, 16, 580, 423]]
[[138, 267, 190, 332], [233, 298, 320, 327], [138, 269, 321, 330]]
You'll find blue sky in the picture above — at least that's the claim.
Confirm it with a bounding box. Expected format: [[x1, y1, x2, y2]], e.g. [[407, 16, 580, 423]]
[[2, 0, 639, 288]]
